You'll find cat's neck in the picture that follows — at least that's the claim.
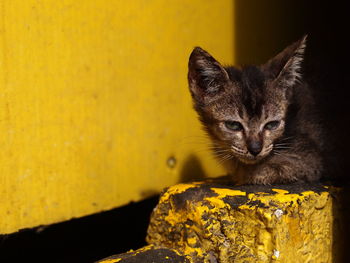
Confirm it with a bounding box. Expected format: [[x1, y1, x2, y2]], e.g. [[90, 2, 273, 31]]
[[224, 159, 260, 185]]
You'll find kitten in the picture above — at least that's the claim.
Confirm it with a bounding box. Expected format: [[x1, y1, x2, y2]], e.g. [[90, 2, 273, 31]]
[[188, 36, 326, 185]]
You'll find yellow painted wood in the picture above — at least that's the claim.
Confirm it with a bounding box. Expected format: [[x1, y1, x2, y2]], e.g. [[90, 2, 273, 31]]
[[147, 182, 339, 263], [0, 1, 233, 234]]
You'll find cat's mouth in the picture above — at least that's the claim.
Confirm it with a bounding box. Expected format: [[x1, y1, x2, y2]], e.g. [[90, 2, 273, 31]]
[[237, 155, 265, 164], [233, 145, 273, 164]]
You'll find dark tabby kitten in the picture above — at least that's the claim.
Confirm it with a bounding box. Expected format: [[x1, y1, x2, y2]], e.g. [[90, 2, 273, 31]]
[[188, 36, 326, 185]]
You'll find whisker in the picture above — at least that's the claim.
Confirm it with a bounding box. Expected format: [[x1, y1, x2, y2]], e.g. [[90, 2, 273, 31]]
[[217, 153, 233, 165], [214, 152, 232, 157], [278, 136, 294, 142], [275, 142, 293, 146], [216, 155, 227, 165], [213, 149, 231, 153], [273, 151, 285, 157], [209, 146, 229, 151], [215, 153, 231, 159], [272, 149, 293, 158], [212, 148, 231, 153], [190, 148, 218, 154], [221, 156, 233, 164], [274, 147, 291, 150]]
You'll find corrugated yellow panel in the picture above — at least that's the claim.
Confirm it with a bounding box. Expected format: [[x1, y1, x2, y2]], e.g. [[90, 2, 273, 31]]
[[0, 1, 233, 234]]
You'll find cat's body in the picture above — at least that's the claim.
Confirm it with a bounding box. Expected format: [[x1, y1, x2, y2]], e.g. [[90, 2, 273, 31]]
[[188, 36, 328, 185]]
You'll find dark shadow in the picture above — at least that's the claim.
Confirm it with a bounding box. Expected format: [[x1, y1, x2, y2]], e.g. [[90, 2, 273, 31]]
[[0, 196, 159, 263], [179, 154, 207, 183], [234, 1, 349, 262], [234, 0, 308, 65]]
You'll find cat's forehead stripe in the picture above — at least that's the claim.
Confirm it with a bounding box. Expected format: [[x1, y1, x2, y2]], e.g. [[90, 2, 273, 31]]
[[240, 66, 266, 118]]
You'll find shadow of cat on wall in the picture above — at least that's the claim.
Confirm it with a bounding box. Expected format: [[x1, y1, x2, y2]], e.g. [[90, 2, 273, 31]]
[[179, 154, 208, 183]]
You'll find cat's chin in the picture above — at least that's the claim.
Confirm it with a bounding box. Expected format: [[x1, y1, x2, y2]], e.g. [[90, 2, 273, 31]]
[[237, 156, 266, 165], [238, 158, 258, 165]]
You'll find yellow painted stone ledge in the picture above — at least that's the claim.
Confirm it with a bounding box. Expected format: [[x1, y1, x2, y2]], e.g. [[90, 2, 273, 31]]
[[96, 179, 341, 263], [146, 179, 340, 263]]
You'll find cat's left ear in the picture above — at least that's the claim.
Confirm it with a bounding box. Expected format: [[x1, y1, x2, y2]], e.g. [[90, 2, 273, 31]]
[[188, 47, 230, 105], [262, 35, 307, 88]]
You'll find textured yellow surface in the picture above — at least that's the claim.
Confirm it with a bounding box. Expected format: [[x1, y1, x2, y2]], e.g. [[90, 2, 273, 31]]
[[147, 181, 338, 263], [0, 1, 232, 234]]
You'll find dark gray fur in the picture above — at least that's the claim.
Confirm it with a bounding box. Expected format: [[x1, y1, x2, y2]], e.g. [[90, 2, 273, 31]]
[[188, 36, 326, 184]]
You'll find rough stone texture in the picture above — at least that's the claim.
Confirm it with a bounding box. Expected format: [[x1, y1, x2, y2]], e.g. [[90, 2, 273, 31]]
[[96, 245, 192, 263], [146, 179, 340, 263]]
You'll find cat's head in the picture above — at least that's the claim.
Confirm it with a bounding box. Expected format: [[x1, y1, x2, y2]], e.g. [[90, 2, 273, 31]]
[[188, 36, 306, 164]]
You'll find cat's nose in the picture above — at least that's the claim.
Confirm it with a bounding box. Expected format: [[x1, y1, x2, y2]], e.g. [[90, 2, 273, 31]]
[[247, 141, 262, 156]]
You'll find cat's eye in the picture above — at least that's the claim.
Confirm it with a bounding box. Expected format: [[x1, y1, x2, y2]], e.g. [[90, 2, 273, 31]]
[[224, 121, 243, 131], [264, 121, 280, 130]]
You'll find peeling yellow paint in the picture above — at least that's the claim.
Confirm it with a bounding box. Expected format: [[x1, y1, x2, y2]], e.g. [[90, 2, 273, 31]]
[[161, 184, 196, 202], [272, 189, 289, 194], [147, 183, 338, 263], [211, 187, 246, 197], [98, 259, 122, 263]]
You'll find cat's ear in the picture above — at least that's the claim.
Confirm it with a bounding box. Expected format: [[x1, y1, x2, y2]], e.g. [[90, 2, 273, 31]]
[[262, 35, 307, 88], [188, 47, 230, 105]]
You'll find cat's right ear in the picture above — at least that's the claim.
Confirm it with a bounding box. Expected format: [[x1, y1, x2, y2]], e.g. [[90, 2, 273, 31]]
[[262, 35, 307, 88], [188, 47, 230, 105]]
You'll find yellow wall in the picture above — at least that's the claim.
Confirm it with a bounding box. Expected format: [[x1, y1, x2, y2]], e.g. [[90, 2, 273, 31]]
[[0, 0, 233, 234]]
